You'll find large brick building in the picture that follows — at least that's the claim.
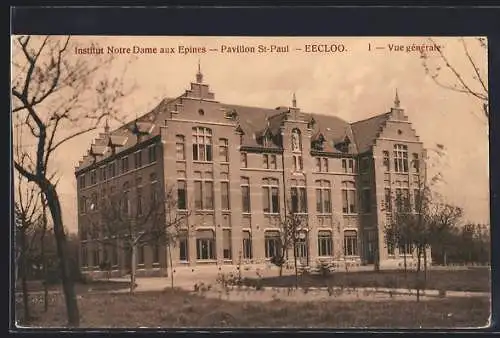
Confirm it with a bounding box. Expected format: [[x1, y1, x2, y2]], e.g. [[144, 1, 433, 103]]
[[75, 67, 426, 276]]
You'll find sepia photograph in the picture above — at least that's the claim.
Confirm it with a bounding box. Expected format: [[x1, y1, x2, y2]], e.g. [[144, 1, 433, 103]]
[[11, 35, 490, 329]]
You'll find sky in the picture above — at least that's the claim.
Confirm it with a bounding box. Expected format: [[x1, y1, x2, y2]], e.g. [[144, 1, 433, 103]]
[[12, 36, 490, 232]]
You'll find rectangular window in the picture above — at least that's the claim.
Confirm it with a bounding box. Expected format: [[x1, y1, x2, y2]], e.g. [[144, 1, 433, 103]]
[[243, 231, 253, 259], [112, 246, 118, 266], [291, 187, 299, 213], [362, 188, 371, 213], [194, 181, 202, 210], [134, 151, 142, 169], [152, 245, 160, 264], [221, 181, 230, 210], [315, 158, 321, 172], [315, 180, 332, 214], [80, 196, 87, 214], [383, 151, 390, 172], [177, 181, 187, 210], [384, 188, 392, 212], [79, 175, 86, 189], [262, 179, 280, 214], [179, 231, 188, 261], [342, 159, 347, 172], [394, 144, 409, 173], [414, 189, 421, 212], [271, 187, 280, 213], [270, 155, 277, 169], [219, 138, 229, 162], [241, 153, 247, 168], [137, 187, 143, 216], [90, 170, 97, 185], [322, 158, 328, 172], [241, 178, 251, 213], [293, 155, 303, 172], [263, 187, 270, 213], [412, 153, 420, 173], [344, 230, 358, 256], [348, 159, 354, 173], [121, 157, 129, 174], [204, 181, 214, 210], [316, 188, 322, 213], [100, 166, 107, 182], [93, 247, 100, 267], [148, 145, 157, 164], [318, 231, 333, 256], [192, 127, 213, 162], [176, 135, 185, 160], [359, 157, 369, 174], [137, 245, 145, 265], [223, 229, 232, 260], [81, 244, 88, 267], [263, 154, 269, 169], [342, 181, 356, 214]]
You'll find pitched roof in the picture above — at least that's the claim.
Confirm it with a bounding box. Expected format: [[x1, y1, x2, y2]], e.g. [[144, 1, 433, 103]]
[[76, 94, 392, 171], [351, 112, 391, 154]]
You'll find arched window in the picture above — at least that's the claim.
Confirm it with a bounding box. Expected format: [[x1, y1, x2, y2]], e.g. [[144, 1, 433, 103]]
[[192, 127, 213, 161]]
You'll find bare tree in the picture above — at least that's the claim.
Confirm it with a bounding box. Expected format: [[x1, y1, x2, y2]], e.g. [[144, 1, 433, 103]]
[[86, 184, 189, 293], [384, 145, 463, 301], [422, 37, 488, 120], [14, 176, 42, 323], [12, 35, 132, 326], [270, 201, 307, 287]]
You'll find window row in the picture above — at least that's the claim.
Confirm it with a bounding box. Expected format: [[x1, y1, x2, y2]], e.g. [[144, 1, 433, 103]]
[[174, 229, 359, 261], [78, 144, 157, 189], [264, 230, 359, 258], [81, 243, 161, 267], [79, 173, 159, 215], [177, 178, 360, 215]]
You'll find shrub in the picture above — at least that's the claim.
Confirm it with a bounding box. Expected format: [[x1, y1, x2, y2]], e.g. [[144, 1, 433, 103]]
[[317, 261, 333, 278]]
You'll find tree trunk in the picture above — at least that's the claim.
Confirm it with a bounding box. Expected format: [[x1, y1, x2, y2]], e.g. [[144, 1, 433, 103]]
[[444, 251, 447, 266], [293, 242, 298, 289], [423, 245, 428, 286], [168, 243, 174, 288], [40, 198, 49, 312], [130, 244, 137, 293], [403, 245, 407, 279], [416, 246, 422, 302], [44, 184, 80, 327], [19, 228, 31, 322]]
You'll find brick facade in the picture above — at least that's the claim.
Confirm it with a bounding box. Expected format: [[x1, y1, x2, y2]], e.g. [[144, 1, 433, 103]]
[[76, 70, 429, 277]]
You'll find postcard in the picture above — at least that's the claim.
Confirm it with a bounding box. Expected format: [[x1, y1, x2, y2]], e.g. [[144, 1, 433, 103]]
[[12, 35, 490, 329]]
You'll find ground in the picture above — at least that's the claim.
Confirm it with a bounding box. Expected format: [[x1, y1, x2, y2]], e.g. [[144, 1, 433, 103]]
[[242, 267, 491, 292], [16, 289, 490, 328], [14, 267, 491, 328]]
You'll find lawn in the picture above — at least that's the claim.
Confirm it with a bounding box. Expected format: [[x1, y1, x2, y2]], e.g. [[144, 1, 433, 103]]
[[15, 289, 490, 328], [243, 267, 491, 292]]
